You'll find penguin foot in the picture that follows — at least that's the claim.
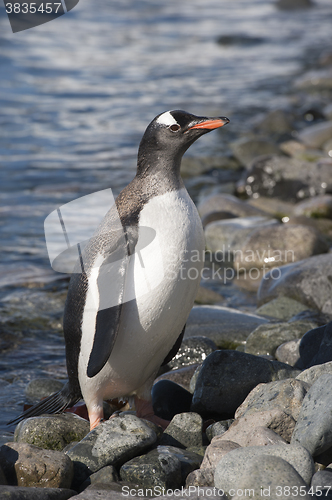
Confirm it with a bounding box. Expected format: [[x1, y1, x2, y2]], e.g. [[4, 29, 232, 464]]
[[134, 396, 170, 430], [88, 408, 104, 431]]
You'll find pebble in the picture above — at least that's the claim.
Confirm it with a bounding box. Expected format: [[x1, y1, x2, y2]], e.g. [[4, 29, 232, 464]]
[[0, 486, 76, 500], [230, 137, 280, 167], [257, 254, 332, 315], [185, 305, 269, 349], [275, 339, 301, 366], [197, 193, 266, 220], [152, 380, 193, 420], [255, 296, 309, 320], [296, 361, 332, 385], [0, 442, 73, 488], [163, 337, 216, 371], [291, 374, 332, 457], [160, 413, 203, 449]]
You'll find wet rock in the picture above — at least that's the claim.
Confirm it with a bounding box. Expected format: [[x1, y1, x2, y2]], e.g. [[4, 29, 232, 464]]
[[291, 374, 332, 456], [0, 442, 73, 488], [245, 321, 317, 357], [185, 468, 214, 488], [252, 109, 294, 135], [185, 306, 269, 349], [190, 350, 299, 418], [230, 137, 280, 167], [275, 339, 301, 366], [152, 380, 192, 421], [296, 361, 332, 385], [197, 193, 266, 220], [237, 154, 331, 201], [255, 296, 309, 320], [257, 253, 332, 315], [164, 337, 216, 371], [79, 465, 119, 490], [25, 378, 65, 404], [296, 322, 332, 369], [195, 286, 223, 305], [297, 121, 332, 149], [14, 414, 90, 451], [214, 443, 314, 488], [293, 195, 332, 219], [200, 439, 240, 470], [205, 420, 234, 442], [66, 415, 156, 478], [234, 224, 328, 271], [154, 365, 199, 392], [160, 412, 203, 448], [276, 0, 313, 9], [0, 486, 76, 500], [295, 69, 332, 91], [235, 378, 310, 421], [205, 216, 278, 254]]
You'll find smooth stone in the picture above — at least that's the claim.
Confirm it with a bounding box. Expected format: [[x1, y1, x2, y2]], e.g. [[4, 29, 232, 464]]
[[185, 306, 269, 349], [230, 137, 280, 167], [244, 426, 288, 447], [296, 322, 332, 369], [296, 361, 332, 385], [255, 296, 309, 320], [214, 444, 314, 487], [247, 195, 295, 218], [230, 456, 312, 500], [0, 442, 73, 488], [279, 139, 306, 157], [180, 156, 240, 178], [185, 468, 214, 488], [275, 339, 301, 366], [0, 486, 76, 500], [298, 121, 332, 149], [293, 195, 332, 219], [157, 445, 203, 483], [237, 154, 331, 201], [205, 216, 278, 254], [257, 253, 332, 315], [291, 374, 332, 456], [205, 420, 234, 442], [311, 469, 332, 497], [66, 415, 156, 475], [25, 378, 65, 403], [201, 211, 237, 228], [160, 412, 203, 448], [154, 365, 199, 393], [152, 380, 192, 421], [245, 320, 317, 357], [14, 413, 90, 451], [252, 109, 294, 135], [191, 350, 299, 418], [235, 378, 310, 421], [195, 286, 224, 305], [276, 0, 313, 8], [197, 193, 267, 219], [294, 69, 332, 91], [164, 337, 216, 371], [200, 439, 240, 470]]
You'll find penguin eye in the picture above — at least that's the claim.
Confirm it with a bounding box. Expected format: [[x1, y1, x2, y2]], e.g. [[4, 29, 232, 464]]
[[169, 124, 181, 132]]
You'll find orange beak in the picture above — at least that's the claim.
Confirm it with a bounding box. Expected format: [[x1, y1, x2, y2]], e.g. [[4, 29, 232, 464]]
[[188, 117, 230, 130]]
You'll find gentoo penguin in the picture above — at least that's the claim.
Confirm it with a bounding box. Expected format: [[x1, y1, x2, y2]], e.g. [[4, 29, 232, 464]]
[[9, 110, 229, 430]]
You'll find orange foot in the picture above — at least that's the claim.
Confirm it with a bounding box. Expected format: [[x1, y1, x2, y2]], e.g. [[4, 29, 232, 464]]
[[135, 396, 170, 430]]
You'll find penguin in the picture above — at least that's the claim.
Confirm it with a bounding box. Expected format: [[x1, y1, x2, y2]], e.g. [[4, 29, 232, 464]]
[[9, 110, 229, 430]]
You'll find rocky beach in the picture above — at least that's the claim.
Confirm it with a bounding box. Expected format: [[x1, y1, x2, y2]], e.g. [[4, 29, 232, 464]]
[[1, 0, 332, 498]]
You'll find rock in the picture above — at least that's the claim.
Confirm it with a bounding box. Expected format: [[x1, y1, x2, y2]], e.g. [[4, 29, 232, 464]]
[[279, 139, 306, 157], [200, 439, 241, 470], [247, 195, 295, 218], [297, 121, 332, 149], [0, 486, 76, 500], [25, 379, 65, 404], [205, 420, 234, 442], [276, 0, 313, 9], [0, 442, 73, 488], [255, 296, 310, 320], [216, 34, 265, 46], [257, 253, 332, 315], [229, 456, 312, 500], [66, 415, 156, 478], [154, 365, 199, 392], [296, 361, 332, 385], [79, 465, 119, 490], [244, 426, 288, 447], [164, 337, 216, 371], [214, 443, 314, 488], [205, 216, 278, 254], [296, 322, 332, 369], [159, 446, 203, 483], [235, 378, 310, 421], [245, 320, 317, 357], [252, 109, 293, 135], [0, 465, 7, 485], [152, 380, 192, 420], [160, 413, 203, 448], [234, 224, 328, 271], [195, 286, 223, 305], [291, 374, 332, 456], [293, 195, 332, 219], [190, 350, 299, 418], [197, 193, 266, 220], [185, 468, 214, 487], [185, 306, 269, 349], [275, 339, 301, 366], [237, 154, 332, 201], [311, 469, 332, 497], [230, 137, 280, 167], [14, 414, 90, 451], [180, 156, 240, 178], [294, 69, 332, 91]]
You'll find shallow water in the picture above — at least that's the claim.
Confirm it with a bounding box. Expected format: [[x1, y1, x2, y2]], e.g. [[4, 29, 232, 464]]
[[0, 0, 332, 440]]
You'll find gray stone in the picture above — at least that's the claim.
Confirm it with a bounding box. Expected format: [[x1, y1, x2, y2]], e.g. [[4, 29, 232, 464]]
[[298, 121, 332, 149], [243, 426, 288, 447], [279, 139, 306, 157], [154, 365, 199, 392], [230, 137, 280, 167], [0, 486, 76, 500], [197, 193, 266, 219], [295, 321, 332, 369], [160, 413, 203, 448], [255, 296, 309, 320], [205, 420, 234, 442], [200, 439, 241, 469], [257, 253, 332, 315], [275, 339, 301, 366], [214, 444, 314, 488], [0, 464, 7, 485], [0, 442, 73, 488], [152, 380, 192, 421], [14, 413, 90, 451], [294, 69, 332, 91], [291, 374, 332, 456], [154, 445, 203, 483], [25, 378, 65, 403], [252, 109, 294, 135], [66, 415, 156, 474], [164, 337, 216, 371], [293, 195, 332, 219], [79, 465, 119, 490], [185, 468, 214, 487], [191, 350, 299, 418], [185, 306, 269, 349], [235, 378, 310, 421], [156, 487, 227, 499], [311, 469, 332, 496], [195, 286, 223, 305], [296, 361, 332, 385], [245, 321, 316, 357]]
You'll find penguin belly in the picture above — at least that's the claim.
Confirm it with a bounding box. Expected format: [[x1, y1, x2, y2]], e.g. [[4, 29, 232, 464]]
[[78, 188, 205, 409]]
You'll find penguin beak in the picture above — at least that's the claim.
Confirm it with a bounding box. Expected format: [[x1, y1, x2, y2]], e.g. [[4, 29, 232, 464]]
[[188, 116, 230, 131]]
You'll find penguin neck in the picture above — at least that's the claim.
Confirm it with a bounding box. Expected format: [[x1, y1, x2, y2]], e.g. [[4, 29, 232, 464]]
[[136, 148, 184, 192]]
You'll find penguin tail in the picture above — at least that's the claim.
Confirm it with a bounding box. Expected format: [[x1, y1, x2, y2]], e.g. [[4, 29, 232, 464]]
[[7, 383, 81, 426]]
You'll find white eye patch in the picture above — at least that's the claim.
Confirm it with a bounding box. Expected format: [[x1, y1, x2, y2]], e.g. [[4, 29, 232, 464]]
[[156, 111, 178, 127]]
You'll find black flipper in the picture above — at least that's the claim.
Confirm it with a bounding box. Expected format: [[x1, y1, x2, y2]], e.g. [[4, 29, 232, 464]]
[[161, 324, 186, 366], [7, 383, 80, 426]]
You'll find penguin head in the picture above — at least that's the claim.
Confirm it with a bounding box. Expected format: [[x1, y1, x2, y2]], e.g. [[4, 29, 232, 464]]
[[137, 110, 229, 172]]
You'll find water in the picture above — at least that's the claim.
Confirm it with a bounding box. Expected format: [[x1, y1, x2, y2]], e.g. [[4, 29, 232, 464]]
[[0, 0, 332, 440]]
